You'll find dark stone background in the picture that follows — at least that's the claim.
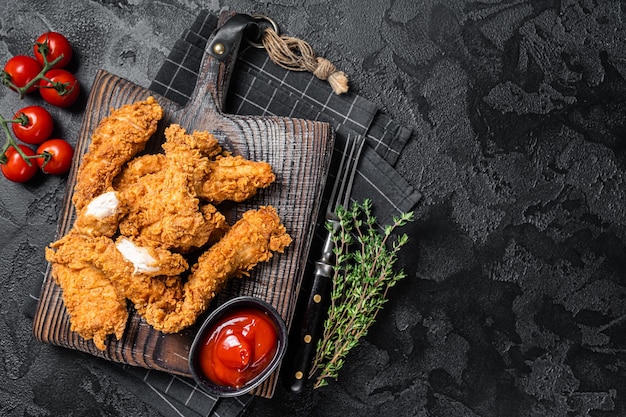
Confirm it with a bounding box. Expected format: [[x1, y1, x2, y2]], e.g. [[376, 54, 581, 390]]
[[1, 1, 625, 416]]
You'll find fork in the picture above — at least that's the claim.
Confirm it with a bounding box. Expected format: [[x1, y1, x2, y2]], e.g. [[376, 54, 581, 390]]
[[285, 134, 365, 392]]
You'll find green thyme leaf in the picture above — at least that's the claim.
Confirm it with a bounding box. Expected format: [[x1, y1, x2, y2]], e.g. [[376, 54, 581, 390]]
[[309, 199, 414, 388]]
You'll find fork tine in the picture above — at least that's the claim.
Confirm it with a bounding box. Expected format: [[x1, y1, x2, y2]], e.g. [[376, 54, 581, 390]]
[[338, 135, 365, 210], [326, 137, 352, 211], [328, 134, 365, 214]]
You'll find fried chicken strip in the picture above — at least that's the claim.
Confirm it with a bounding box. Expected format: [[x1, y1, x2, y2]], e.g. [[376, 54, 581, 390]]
[[72, 96, 163, 211], [114, 125, 229, 252], [161, 124, 223, 161], [46, 231, 188, 349], [199, 155, 276, 204], [51, 264, 128, 350], [46, 231, 129, 350], [73, 191, 125, 238], [146, 205, 292, 333], [161, 124, 276, 203], [93, 236, 188, 321]]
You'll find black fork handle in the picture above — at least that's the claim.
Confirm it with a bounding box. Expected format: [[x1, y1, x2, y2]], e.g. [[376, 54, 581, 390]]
[[284, 260, 333, 392]]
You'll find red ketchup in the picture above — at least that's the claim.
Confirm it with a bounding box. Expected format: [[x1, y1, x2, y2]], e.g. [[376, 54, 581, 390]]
[[198, 308, 278, 388]]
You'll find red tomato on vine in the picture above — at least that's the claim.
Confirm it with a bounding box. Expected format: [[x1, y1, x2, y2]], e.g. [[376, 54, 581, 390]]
[[2, 55, 42, 94], [33, 32, 73, 69], [12, 105, 54, 145], [1, 145, 38, 182], [36, 139, 74, 175], [39, 69, 80, 107]]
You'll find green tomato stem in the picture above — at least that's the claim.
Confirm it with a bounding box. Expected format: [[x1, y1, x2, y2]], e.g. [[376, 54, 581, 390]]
[[0, 114, 33, 166], [34, 151, 51, 173], [12, 53, 64, 99]]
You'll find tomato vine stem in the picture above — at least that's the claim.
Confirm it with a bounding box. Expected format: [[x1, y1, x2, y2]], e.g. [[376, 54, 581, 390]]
[[1, 53, 64, 99], [0, 115, 34, 166]]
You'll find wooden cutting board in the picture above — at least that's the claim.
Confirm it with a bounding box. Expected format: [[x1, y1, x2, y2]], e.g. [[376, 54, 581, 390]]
[[32, 14, 333, 399]]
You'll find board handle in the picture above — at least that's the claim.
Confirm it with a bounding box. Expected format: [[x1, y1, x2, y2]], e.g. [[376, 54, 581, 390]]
[[187, 12, 261, 114]]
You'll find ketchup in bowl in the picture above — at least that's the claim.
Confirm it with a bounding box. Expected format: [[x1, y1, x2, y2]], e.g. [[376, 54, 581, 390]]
[[189, 296, 288, 396], [199, 308, 278, 388]]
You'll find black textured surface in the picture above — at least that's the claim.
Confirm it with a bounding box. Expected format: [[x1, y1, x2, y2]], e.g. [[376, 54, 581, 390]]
[[1, 1, 625, 416]]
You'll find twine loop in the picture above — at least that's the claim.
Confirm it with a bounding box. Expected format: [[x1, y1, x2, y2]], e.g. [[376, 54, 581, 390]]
[[255, 22, 349, 95]]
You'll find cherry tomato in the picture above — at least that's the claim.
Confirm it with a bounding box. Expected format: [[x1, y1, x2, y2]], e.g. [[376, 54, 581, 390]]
[[1, 145, 38, 182], [2, 55, 43, 94], [39, 69, 80, 107], [33, 32, 73, 69], [36, 139, 74, 175], [11, 106, 54, 145]]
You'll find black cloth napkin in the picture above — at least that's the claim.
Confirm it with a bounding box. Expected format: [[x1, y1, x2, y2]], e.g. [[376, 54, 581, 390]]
[[25, 9, 421, 417], [150, 11, 421, 227], [148, 11, 420, 416]]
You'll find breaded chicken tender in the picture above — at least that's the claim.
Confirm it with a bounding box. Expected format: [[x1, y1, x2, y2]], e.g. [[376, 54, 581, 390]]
[[52, 264, 128, 350], [46, 231, 129, 350], [160, 124, 276, 203], [199, 154, 276, 204], [46, 99, 292, 350], [46, 231, 189, 343], [161, 123, 223, 160], [98, 236, 187, 320], [73, 191, 126, 238], [72, 96, 163, 211], [146, 206, 292, 333], [115, 125, 229, 252]]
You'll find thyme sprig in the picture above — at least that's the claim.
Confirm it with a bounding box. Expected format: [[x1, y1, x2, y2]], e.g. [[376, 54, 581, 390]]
[[310, 199, 414, 389]]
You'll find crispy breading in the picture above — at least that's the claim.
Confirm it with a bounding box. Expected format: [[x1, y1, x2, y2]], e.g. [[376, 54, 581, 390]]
[[46, 231, 189, 342], [97, 236, 187, 321], [146, 206, 292, 333], [199, 154, 276, 204], [115, 125, 229, 252], [161, 124, 223, 160], [45, 231, 129, 350], [46, 103, 292, 350], [51, 264, 128, 350], [73, 191, 126, 238], [72, 96, 163, 211], [160, 124, 276, 203]]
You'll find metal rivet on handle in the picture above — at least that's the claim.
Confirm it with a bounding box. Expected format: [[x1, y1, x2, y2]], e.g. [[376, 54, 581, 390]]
[[212, 42, 225, 55]]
